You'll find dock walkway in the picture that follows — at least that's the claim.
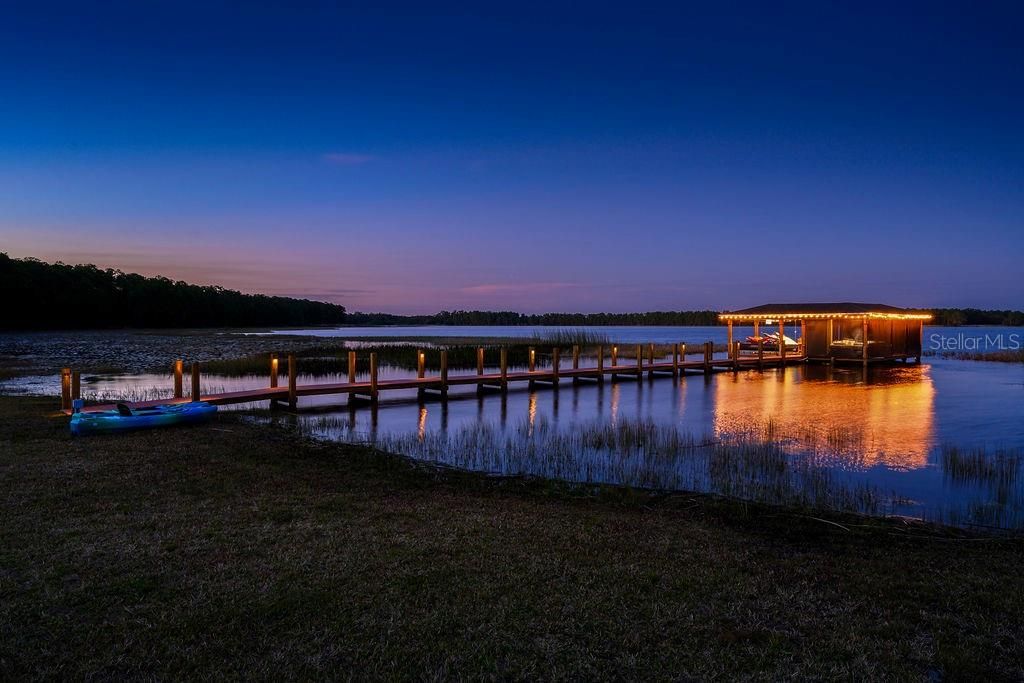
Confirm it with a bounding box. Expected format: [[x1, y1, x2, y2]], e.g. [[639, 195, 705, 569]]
[[63, 342, 805, 414]]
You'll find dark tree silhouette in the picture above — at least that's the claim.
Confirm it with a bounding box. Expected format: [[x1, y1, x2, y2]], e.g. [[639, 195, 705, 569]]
[[0, 254, 346, 330]]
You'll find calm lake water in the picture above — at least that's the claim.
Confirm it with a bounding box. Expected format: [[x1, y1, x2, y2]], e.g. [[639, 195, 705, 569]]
[[5, 325, 1023, 529]]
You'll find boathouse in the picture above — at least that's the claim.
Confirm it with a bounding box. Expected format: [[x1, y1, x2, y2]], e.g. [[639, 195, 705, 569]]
[[719, 303, 932, 364]]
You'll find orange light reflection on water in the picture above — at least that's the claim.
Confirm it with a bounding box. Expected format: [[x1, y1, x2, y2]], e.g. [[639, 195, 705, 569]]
[[713, 365, 936, 469]]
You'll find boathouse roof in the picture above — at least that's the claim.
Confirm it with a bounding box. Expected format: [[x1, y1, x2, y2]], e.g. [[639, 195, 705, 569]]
[[719, 303, 932, 321]]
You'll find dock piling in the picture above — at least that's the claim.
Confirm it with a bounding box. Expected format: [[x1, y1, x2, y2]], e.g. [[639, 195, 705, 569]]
[[61, 368, 71, 411], [635, 344, 643, 380], [440, 350, 448, 399], [500, 347, 508, 392], [348, 351, 357, 384], [71, 371, 81, 402], [370, 353, 379, 403], [287, 355, 296, 410], [174, 359, 183, 398], [191, 363, 201, 401], [597, 345, 605, 384], [551, 347, 559, 384]]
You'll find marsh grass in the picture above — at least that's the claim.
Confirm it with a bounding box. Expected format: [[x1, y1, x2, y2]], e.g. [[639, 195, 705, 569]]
[[942, 446, 1021, 483], [296, 416, 893, 519], [938, 349, 1024, 363]]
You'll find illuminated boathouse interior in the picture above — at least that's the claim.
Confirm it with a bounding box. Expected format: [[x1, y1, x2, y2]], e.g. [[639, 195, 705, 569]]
[[719, 303, 932, 364]]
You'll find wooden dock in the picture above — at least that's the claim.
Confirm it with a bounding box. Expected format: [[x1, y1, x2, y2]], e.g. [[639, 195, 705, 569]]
[[62, 342, 806, 414]]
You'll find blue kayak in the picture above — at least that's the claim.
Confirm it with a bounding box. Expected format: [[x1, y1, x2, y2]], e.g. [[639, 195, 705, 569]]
[[70, 401, 217, 436]]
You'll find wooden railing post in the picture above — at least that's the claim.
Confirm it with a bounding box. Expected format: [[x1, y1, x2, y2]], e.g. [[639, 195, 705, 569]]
[[191, 363, 201, 401], [727, 320, 734, 359], [758, 339, 765, 369], [528, 346, 536, 389], [733, 341, 741, 370], [500, 347, 508, 392], [369, 352, 379, 403], [269, 355, 278, 388], [779, 319, 786, 362], [703, 342, 711, 374], [287, 354, 296, 410], [60, 368, 71, 411], [477, 347, 484, 375], [597, 344, 605, 384], [440, 350, 448, 399], [417, 349, 425, 379], [71, 371, 81, 402], [635, 344, 643, 380], [174, 359, 184, 398], [862, 317, 869, 366], [551, 347, 559, 383], [611, 345, 618, 367], [348, 351, 357, 384], [647, 342, 655, 378]]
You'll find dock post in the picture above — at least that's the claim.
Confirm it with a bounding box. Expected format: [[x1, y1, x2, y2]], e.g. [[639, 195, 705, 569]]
[[703, 342, 711, 374], [551, 347, 559, 384], [672, 343, 680, 378], [440, 350, 448, 400], [610, 345, 618, 380], [174, 359, 184, 398], [369, 352, 379, 404], [727, 321, 734, 360], [60, 368, 71, 411], [528, 347, 536, 389], [191, 363, 201, 401], [500, 347, 508, 392], [287, 355, 296, 410], [572, 345, 579, 385], [71, 371, 81, 402], [779, 320, 786, 363], [733, 342, 741, 371], [597, 345, 605, 384], [647, 342, 655, 378], [268, 354, 280, 410], [758, 340, 764, 369], [348, 351, 357, 384], [416, 349, 426, 400], [635, 344, 643, 381], [800, 320, 807, 357], [476, 347, 485, 395], [862, 317, 869, 367]]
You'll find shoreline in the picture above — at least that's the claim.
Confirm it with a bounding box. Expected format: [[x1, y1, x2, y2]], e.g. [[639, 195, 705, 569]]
[[2, 395, 1022, 678]]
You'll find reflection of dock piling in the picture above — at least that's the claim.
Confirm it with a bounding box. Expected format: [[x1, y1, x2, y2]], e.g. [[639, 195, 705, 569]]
[[63, 342, 808, 414]]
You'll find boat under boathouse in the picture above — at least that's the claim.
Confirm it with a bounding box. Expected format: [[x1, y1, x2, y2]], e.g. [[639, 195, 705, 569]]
[[719, 303, 932, 364]]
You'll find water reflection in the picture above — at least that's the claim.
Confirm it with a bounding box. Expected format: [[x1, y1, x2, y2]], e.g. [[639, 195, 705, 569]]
[[713, 365, 936, 470]]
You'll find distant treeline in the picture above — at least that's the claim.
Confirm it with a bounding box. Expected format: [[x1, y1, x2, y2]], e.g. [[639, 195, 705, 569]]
[[345, 310, 722, 326], [930, 308, 1024, 326], [0, 254, 346, 330]]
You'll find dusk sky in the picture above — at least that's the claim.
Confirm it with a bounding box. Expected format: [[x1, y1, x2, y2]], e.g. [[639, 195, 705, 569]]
[[2, 2, 1022, 313]]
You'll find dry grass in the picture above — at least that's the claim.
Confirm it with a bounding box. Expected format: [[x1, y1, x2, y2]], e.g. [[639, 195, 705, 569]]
[[1, 396, 1023, 679]]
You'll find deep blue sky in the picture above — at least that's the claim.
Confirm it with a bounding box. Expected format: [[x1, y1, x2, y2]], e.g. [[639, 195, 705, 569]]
[[2, 1, 1022, 312]]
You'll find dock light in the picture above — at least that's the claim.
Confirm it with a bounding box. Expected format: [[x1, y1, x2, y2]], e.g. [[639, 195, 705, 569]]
[[271, 356, 279, 372], [529, 349, 535, 361]]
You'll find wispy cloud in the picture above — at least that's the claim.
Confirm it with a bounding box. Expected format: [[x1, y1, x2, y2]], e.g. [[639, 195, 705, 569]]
[[460, 282, 582, 296], [322, 152, 376, 165]]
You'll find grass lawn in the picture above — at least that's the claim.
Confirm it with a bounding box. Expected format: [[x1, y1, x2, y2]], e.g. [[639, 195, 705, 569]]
[[1, 396, 1022, 679]]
